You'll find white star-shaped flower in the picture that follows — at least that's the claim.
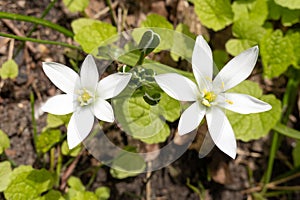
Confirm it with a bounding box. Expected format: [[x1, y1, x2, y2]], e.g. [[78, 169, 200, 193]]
[[154, 35, 271, 158], [42, 55, 132, 149]]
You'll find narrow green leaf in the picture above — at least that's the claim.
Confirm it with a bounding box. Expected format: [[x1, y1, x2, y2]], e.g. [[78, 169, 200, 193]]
[[0, 161, 12, 192], [0, 130, 10, 154], [292, 140, 300, 167], [273, 123, 300, 139], [0, 59, 18, 79], [192, 0, 233, 31]]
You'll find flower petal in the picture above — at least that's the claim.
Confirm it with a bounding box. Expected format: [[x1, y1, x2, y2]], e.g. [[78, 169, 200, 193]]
[[199, 131, 215, 158], [192, 35, 213, 87], [80, 55, 99, 92], [67, 107, 94, 149], [206, 107, 237, 159], [93, 98, 114, 122], [178, 102, 206, 135], [43, 62, 79, 94], [213, 46, 259, 92], [97, 73, 132, 99], [42, 94, 75, 115], [154, 73, 198, 101], [218, 93, 272, 114]]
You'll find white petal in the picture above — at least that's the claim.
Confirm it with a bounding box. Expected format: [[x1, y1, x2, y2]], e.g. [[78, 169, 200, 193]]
[[178, 102, 205, 135], [192, 35, 213, 87], [213, 46, 259, 92], [93, 98, 114, 122], [218, 93, 272, 114], [80, 55, 99, 92], [43, 62, 79, 94], [67, 107, 94, 149], [206, 107, 237, 159], [97, 73, 132, 99], [154, 73, 198, 101], [42, 94, 75, 115], [199, 131, 215, 158]]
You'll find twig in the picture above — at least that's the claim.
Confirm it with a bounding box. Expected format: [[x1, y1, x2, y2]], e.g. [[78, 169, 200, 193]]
[[7, 38, 14, 60], [1, 19, 36, 54], [93, 1, 118, 19], [146, 161, 152, 200], [59, 149, 84, 191]]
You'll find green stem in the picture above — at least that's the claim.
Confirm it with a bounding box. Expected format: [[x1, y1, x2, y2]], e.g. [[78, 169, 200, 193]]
[[15, 0, 58, 57], [105, 0, 117, 26], [0, 11, 74, 37], [0, 32, 81, 50], [55, 146, 62, 188], [50, 147, 55, 172], [262, 69, 300, 193], [30, 91, 37, 148]]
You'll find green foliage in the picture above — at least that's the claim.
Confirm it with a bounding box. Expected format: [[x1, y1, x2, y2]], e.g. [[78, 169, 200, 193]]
[[292, 140, 300, 167], [0, 59, 18, 79], [171, 23, 196, 61], [63, 0, 89, 13], [64, 176, 110, 200], [140, 14, 173, 51], [192, 0, 233, 31], [232, 0, 268, 25], [212, 50, 229, 70], [268, 0, 300, 26], [37, 190, 64, 200], [226, 20, 266, 56], [0, 129, 10, 154], [274, 0, 300, 9], [226, 81, 281, 141], [273, 123, 300, 140], [36, 129, 61, 154], [260, 30, 296, 78], [113, 91, 180, 144], [4, 166, 54, 200], [95, 187, 110, 200], [110, 147, 146, 179], [0, 161, 12, 192], [72, 18, 117, 53], [46, 113, 71, 129], [61, 140, 82, 157]]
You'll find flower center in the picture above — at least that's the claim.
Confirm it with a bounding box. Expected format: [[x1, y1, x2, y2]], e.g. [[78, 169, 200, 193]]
[[77, 88, 93, 106], [201, 90, 216, 107]]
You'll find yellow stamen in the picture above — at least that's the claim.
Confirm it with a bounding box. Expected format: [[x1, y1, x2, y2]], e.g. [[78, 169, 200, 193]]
[[200, 90, 217, 107], [78, 89, 93, 106], [225, 99, 233, 104]]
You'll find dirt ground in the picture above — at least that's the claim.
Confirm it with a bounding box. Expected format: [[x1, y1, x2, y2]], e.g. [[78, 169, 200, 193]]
[[0, 0, 300, 200]]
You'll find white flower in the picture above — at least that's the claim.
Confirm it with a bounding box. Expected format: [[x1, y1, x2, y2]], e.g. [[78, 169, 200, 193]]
[[154, 35, 271, 158], [42, 55, 132, 149]]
